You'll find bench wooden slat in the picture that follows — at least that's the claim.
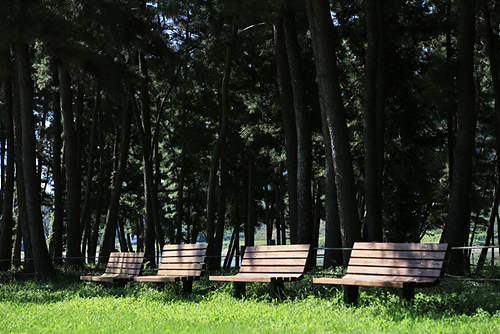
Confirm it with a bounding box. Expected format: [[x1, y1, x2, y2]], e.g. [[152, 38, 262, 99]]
[[350, 249, 447, 260], [158, 263, 204, 270], [239, 266, 307, 274], [161, 244, 208, 250], [157, 270, 202, 276], [341, 274, 438, 284], [106, 262, 143, 270], [242, 252, 309, 259], [313, 242, 449, 304], [244, 244, 311, 252], [133, 243, 208, 292], [346, 266, 442, 278], [353, 242, 449, 251], [80, 252, 144, 283], [347, 258, 444, 269], [104, 268, 141, 275], [241, 258, 307, 266], [209, 244, 311, 297], [161, 250, 208, 257], [158, 256, 206, 263]]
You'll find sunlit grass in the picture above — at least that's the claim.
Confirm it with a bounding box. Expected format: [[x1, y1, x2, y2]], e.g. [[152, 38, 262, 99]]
[[1, 269, 499, 333]]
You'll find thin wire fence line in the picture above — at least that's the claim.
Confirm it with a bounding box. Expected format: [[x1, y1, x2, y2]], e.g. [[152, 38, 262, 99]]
[[2, 245, 499, 262]]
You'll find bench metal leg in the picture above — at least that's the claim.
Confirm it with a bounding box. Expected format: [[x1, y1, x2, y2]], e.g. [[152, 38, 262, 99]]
[[271, 281, 284, 299], [182, 280, 193, 294], [399, 286, 414, 302], [343, 285, 359, 305], [234, 282, 246, 298]]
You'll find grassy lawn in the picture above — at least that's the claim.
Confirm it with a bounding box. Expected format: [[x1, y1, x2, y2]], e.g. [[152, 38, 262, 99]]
[[1, 268, 500, 333]]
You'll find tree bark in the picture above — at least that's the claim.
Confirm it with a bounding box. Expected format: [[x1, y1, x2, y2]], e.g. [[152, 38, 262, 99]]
[[246, 156, 256, 246], [80, 89, 100, 259], [99, 96, 132, 264], [11, 51, 34, 273], [363, 0, 384, 242], [206, 22, 237, 269], [14, 34, 56, 279], [50, 70, 64, 265], [476, 1, 500, 274], [306, 0, 361, 265], [283, 7, 313, 246], [321, 119, 343, 268], [213, 154, 228, 270], [59, 62, 83, 267], [443, 0, 476, 275], [0, 52, 15, 271], [273, 16, 298, 245]]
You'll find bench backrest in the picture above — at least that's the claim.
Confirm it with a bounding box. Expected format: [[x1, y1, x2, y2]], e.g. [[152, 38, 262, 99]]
[[104, 252, 145, 276], [239, 244, 311, 276], [157, 243, 208, 277], [347, 242, 449, 280]]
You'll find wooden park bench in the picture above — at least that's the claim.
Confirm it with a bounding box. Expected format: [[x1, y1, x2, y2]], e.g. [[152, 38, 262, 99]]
[[209, 244, 311, 298], [80, 252, 144, 283], [133, 243, 208, 293], [313, 242, 450, 304]]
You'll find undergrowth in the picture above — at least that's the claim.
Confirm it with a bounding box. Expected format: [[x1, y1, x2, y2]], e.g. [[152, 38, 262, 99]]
[[0, 266, 499, 333]]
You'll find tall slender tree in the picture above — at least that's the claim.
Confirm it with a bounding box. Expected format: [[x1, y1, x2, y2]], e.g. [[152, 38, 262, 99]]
[[306, 0, 361, 265], [442, 0, 476, 275]]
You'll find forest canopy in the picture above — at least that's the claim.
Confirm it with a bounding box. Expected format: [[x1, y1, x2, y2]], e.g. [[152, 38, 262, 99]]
[[0, 0, 498, 279]]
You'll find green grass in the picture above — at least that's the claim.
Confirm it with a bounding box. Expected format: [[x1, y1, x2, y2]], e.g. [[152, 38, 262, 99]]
[[1, 269, 500, 333]]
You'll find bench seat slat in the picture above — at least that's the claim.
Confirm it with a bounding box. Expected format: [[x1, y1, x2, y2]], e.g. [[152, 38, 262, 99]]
[[106, 262, 143, 269], [348, 258, 444, 269], [104, 268, 141, 275], [133, 243, 207, 290], [244, 245, 311, 252], [347, 266, 443, 278], [158, 263, 204, 270], [241, 258, 307, 266], [80, 252, 144, 283], [160, 250, 207, 257], [210, 273, 303, 283], [350, 249, 447, 260], [157, 270, 202, 276], [209, 244, 311, 296], [242, 252, 309, 259], [158, 256, 206, 263], [353, 242, 449, 251], [313, 242, 449, 304], [161, 244, 208, 250], [239, 266, 307, 274]]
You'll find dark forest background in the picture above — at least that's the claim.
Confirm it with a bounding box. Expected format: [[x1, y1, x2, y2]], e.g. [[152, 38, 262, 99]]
[[0, 0, 497, 280]]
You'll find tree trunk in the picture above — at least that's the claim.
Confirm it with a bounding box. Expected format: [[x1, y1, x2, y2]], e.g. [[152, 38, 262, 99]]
[[443, 0, 476, 276], [88, 128, 106, 264], [80, 89, 100, 259], [0, 52, 15, 271], [99, 96, 132, 264], [273, 17, 298, 245], [50, 70, 64, 265], [213, 154, 228, 270], [175, 143, 186, 244], [283, 7, 313, 246], [136, 51, 164, 265], [306, 0, 361, 265], [12, 54, 34, 273], [476, 1, 500, 274], [246, 156, 256, 246], [363, 0, 384, 242], [59, 62, 83, 267], [14, 35, 56, 279], [206, 22, 237, 269]]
